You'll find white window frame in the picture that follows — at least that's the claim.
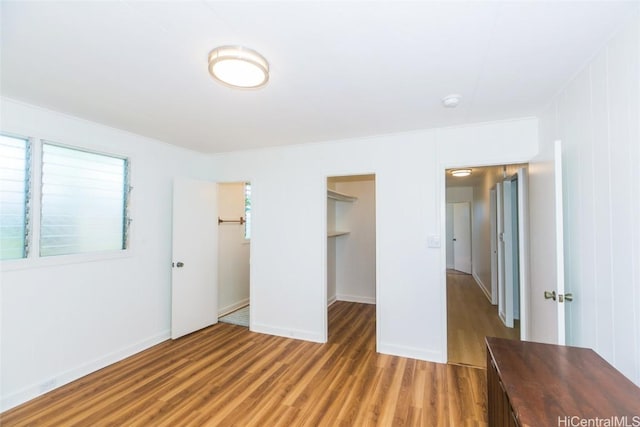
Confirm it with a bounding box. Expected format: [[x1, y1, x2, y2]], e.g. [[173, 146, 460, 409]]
[[0, 139, 133, 271]]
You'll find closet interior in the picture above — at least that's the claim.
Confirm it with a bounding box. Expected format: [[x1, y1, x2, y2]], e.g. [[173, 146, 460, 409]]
[[217, 182, 251, 327], [326, 174, 377, 337]]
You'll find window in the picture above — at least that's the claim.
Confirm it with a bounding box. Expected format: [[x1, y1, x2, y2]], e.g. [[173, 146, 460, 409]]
[[244, 182, 251, 240], [0, 135, 30, 260], [40, 143, 130, 256]]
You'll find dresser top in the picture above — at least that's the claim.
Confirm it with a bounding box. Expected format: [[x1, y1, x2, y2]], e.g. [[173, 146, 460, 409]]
[[486, 337, 640, 427]]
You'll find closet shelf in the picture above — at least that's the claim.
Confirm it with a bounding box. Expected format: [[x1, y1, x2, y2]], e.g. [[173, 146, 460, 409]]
[[328, 231, 350, 238], [327, 189, 357, 202]]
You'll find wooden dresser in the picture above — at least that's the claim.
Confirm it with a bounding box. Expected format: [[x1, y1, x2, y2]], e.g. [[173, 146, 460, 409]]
[[486, 337, 640, 427]]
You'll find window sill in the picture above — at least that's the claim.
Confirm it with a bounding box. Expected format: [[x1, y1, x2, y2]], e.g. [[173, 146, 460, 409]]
[[0, 249, 133, 272]]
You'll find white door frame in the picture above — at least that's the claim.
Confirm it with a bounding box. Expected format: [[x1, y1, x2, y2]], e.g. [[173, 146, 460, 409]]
[[554, 141, 566, 345]]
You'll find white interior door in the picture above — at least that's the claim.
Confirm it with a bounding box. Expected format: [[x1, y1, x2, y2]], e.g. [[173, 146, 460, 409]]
[[452, 202, 472, 274], [171, 178, 218, 339], [490, 188, 498, 305], [496, 182, 506, 322], [502, 179, 516, 328], [528, 140, 568, 344]]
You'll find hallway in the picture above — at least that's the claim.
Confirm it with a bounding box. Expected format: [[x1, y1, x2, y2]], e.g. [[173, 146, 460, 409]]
[[447, 271, 520, 367]]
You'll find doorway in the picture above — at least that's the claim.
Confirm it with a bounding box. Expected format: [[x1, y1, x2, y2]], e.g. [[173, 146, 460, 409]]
[[217, 182, 251, 328], [326, 174, 377, 341], [445, 165, 527, 367]]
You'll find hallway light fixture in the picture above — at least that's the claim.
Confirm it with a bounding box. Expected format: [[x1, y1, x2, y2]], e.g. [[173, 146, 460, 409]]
[[451, 169, 472, 177], [208, 45, 269, 89]]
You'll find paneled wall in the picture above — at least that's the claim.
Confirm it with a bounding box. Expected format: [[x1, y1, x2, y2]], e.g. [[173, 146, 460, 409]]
[[535, 11, 640, 384]]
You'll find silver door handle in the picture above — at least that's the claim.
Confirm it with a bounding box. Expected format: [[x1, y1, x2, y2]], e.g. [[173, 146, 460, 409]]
[[544, 291, 556, 301], [176, 262, 184, 268]]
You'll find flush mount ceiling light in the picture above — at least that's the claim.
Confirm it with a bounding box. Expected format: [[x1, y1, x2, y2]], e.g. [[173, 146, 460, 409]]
[[451, 169, 472, 177], [442, 94, 462, 108], [208, 45, 269, 89]]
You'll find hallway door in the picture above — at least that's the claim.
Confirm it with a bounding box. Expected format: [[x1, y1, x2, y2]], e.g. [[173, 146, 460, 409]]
[[452, 202, 472, 274]]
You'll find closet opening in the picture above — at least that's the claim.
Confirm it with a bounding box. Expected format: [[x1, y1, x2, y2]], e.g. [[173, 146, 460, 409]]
[[445, 165, 527, 367], [326, 174, 377, 342], [217, 182, 251, 328]]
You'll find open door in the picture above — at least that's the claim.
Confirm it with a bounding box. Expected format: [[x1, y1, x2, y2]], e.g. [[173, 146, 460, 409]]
[[490, 188, 498, 305], [502, 178, 517, 328], [171, 178, 218, 339], [497, 182, 506, 323], [499, 168, 530, 333], [528, 140, 566, 344]]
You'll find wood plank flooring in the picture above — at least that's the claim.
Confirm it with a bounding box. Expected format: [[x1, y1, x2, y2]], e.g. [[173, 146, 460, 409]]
[[447, 271, 520, 367], [1, 302, 487, 426]]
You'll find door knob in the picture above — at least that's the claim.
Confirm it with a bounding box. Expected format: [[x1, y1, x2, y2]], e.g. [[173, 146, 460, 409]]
[[544, 291, 556, 301], [176, 262, 184, 268], [564, 293, 573, 302]]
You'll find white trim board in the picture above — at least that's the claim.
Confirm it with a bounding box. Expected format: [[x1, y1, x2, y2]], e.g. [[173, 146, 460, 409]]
[[251, 322, 325, 343], [0, 330, 170, 412], [218, 298, 250, 317], [472, 271, 493, 303], [336, 295, 376, 305]]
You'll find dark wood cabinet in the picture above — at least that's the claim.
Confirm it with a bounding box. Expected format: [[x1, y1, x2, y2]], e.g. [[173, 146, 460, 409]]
[[486, 337, 640, 427]]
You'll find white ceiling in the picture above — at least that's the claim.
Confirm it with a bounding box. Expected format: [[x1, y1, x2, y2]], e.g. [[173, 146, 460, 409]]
[[2, 1, 638, 153]]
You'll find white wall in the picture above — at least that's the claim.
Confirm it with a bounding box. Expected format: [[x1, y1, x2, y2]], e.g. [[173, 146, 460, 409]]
[[209, 117, 537, 361], [0, 98, 211, 410], [217, 183, 250, 315], [334, 178, 376, 304], [530, 10, 640, 385], [445, 187, 473, 203], [0, 100, 538, 410]]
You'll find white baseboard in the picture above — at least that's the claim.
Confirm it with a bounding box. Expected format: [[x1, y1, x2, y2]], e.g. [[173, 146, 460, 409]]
[[218, 298, 250, 317], [377, 342, 445, 363], [327, 295, 337, 306], [251, 322, 325, 343], [336, 294, 376, 305], [472, 272, 492, 303], [0, 330, 170, 412]]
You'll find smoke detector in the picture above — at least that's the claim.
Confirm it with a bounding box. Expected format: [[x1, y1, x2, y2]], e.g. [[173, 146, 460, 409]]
[[442, 94, 462, 108]]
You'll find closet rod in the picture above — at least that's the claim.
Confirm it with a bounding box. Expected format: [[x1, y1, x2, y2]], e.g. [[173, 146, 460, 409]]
[[218, 216, 245, 225]]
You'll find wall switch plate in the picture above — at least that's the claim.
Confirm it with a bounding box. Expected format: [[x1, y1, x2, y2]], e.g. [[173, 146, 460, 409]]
[[427, 235, 441, 248]]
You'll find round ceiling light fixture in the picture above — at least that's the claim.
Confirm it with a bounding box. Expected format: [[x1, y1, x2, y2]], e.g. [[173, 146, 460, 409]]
[[451, 169, 472, 177], [442, 94, 462, 108], [208, 45, 269, 89]]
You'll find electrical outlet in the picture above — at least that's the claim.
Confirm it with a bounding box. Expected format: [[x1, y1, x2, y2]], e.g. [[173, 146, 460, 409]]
[[40, 378, 56, 393]]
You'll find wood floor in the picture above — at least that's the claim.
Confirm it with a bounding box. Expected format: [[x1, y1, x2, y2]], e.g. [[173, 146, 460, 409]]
[[447, 271, 520, 367], [1, 301, 487, 426]]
